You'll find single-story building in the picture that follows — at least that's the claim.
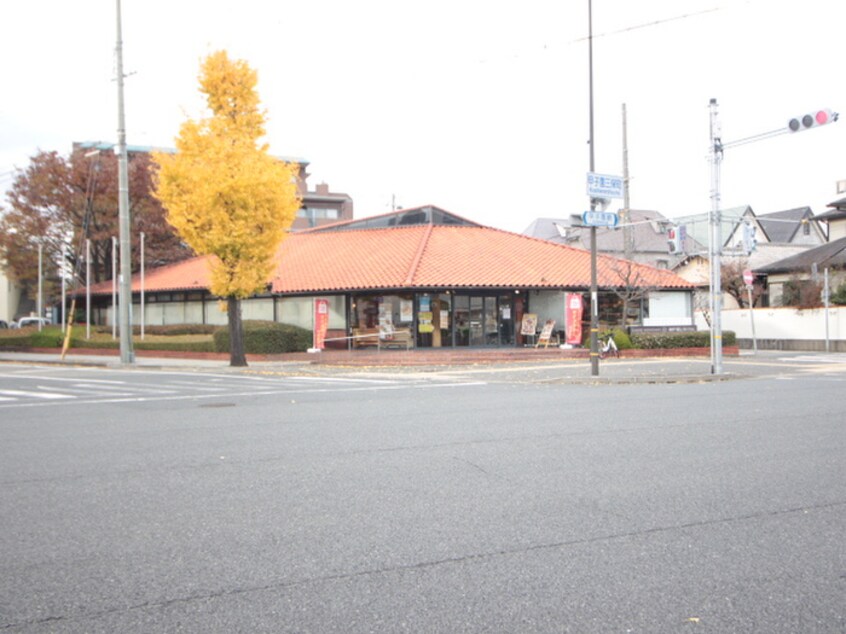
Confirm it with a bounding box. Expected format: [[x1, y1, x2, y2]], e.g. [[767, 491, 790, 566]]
[[79, 206, 695, 349]]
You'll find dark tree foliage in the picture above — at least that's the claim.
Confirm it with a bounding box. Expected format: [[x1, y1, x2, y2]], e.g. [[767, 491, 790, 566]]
[[0, 147, 192, 301]]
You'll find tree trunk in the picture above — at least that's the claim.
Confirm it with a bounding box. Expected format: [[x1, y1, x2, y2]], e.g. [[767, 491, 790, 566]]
[[227, 295, 247, 367]]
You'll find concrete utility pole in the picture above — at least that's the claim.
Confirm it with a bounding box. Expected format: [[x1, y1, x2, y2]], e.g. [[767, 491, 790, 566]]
[[115, 0, 134, 364], [709, 98, 724, 375], [587, 0, 599, 377], [621, 103, 633, 261]]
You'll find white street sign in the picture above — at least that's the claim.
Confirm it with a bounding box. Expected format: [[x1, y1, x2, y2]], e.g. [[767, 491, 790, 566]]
[[587, 172, 624, 199], [582, 210, 619, 227]]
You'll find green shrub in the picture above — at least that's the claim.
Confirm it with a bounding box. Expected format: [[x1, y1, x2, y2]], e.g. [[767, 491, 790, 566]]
[[830, 283, 846, 306], [630, 330, 735, 349], [135, 339, 216, 353], [592, 328, 633, 350], [29, 327, 65, 348], [133, 324, 220, 336], [213, 320, 312, 354], [610, 328, 632, 350]]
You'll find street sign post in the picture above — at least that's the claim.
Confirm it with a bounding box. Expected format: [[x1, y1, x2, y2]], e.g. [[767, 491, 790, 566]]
[[742, 269, 757, 353], [582, 210, 619, 227]]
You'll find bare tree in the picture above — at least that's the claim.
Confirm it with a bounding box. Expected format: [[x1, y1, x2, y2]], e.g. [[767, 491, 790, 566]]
[[607, 258, 658, 326], [721, 258, 763, 308]]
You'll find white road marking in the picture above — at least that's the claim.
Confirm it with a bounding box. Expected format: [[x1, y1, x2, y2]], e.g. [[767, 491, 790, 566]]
[[0, 381, 487, 409], [0, 389, 74, 400]]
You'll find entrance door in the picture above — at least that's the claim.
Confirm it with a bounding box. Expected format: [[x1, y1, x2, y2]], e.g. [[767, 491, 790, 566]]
[[457, 295, 503, 347], [469, 296, 484, 346]]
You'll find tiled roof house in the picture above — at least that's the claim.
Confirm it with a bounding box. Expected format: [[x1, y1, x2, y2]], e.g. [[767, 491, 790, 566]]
[[82, 206, 695, 349]]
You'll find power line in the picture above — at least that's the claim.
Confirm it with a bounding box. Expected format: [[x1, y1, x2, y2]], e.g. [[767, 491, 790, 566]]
[[570, 6, 723, 43]]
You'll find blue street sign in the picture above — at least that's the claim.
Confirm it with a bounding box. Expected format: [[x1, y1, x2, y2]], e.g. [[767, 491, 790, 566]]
[[582, 210, 619, 227], [586, 172, 624, 199]]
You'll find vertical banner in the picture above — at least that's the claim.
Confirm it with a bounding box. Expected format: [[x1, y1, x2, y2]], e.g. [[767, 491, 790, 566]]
[[565, 293, 584, 345], [314, 298, 329, 350]]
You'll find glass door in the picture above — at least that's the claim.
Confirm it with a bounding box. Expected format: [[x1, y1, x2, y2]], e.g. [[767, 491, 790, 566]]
[[469, 296, 485, 346], [454, 295, 470, 346]]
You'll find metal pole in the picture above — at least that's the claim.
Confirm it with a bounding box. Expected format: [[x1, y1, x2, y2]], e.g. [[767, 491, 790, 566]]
[[824, 267, 830, 352], [709, 98, 723, 374], [61, 243, 67, 333], [112, 236, 117, 339], [140, 231, 145, 340], [86, 239, 91, 340], [37, 242, 43, 331], [588, 0, 599, 377], [116, 0, 135, 364], [747, 285, 757, 354]]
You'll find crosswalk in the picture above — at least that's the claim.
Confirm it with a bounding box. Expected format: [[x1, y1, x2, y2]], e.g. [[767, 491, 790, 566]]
[[0, 369, 483, 408]]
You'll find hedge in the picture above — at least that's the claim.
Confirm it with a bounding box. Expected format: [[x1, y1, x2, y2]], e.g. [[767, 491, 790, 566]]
[[212, 320, 312, 354], [630, 330, 735, 349]]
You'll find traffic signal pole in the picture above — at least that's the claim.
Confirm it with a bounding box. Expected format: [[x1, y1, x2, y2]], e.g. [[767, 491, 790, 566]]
[[707, 100, 837, 374]]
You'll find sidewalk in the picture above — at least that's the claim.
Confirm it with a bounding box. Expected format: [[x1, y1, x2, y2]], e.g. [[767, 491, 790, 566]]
[[0, 347, 750, 384]]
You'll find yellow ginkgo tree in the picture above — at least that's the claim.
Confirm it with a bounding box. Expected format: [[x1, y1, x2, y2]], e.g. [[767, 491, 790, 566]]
[[154, 50, 301, 366]]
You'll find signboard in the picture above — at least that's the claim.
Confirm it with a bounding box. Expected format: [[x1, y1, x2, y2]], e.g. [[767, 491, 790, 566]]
[[520, 313, 538, 336], [418, 311, 434, 333], [565, 294, 584, 345], [582, 210, 619, 227], [587, 172, 624, 199], [536, 319, 556, 348], [313, 298, 329, 350]]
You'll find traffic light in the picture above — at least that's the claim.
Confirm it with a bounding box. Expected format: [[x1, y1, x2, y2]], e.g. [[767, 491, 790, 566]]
[[788, 108, 838, 132], [742, 222, 757, 255], [667, 225, 684, 254]]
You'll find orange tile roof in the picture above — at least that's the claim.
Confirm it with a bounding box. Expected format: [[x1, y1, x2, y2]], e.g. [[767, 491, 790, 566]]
[[87, 255, 213, 295], [87, 224, 693, 296]]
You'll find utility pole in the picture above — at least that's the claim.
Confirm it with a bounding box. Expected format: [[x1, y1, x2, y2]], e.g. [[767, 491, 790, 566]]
[[709, 98, 724, 375], [116, 0, 134, 364], [587, 0, 599, 377], [37, 243, 43, 331], [621, 103, 633, 261]]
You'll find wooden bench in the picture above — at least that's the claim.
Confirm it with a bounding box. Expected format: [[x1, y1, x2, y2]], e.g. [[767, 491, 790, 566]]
[[379, 328, 413, 350], [351, 327, 413, 350], [352, 327, 380, 348]]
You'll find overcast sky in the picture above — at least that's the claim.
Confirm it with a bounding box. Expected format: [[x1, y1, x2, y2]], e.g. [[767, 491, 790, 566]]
[[2, 0, 844, 234]]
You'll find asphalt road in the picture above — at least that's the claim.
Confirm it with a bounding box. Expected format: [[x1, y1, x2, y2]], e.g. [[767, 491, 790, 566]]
[[0, 360, 844, 632]]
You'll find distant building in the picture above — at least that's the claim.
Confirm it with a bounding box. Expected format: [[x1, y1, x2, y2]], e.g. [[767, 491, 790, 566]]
[[0, 264, 23, 324], [758, 197, 846, 305], [523, 210, 700, 270], [74, 141, 354, 232]]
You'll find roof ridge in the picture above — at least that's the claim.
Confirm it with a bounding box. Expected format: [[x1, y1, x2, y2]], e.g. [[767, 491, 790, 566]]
[[404, 223, 434, 285]]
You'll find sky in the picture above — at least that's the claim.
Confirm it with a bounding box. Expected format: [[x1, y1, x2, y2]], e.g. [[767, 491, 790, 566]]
[[2, 0, 844, 235]]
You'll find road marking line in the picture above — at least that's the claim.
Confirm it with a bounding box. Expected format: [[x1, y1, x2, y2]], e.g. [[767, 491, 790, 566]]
[[0, 381, 487, 409], [0, 389, 75, 400]]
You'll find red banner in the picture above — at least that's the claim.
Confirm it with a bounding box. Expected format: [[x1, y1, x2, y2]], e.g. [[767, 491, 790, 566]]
[[314, 298, 329, 349], [565, 293, 584, 345]]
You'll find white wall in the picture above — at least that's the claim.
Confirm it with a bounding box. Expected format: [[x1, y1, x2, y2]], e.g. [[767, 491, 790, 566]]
[[644, 291, 693, 327], [709, 306, 845, 341], [0, 268, 21, 323]]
